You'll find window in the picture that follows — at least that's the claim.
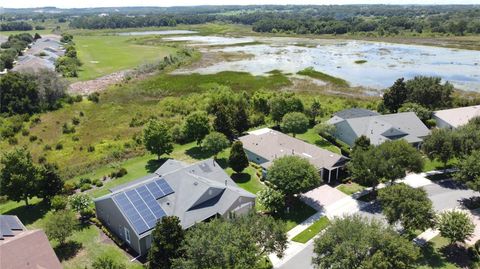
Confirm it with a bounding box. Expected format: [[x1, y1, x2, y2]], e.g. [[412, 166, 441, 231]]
[[124, 227, 131, 243]]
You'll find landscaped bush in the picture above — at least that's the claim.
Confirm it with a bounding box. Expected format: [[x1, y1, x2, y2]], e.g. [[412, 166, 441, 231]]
[[110, 167, 128, 178], [79, 178, 92, 185], [469, 240, 480, 261], [80, 207, 95, 220], [80, 183, 92, 192], [91, 217, 124, 247], [63, 182, 76, 195], [51, 195, 68, 211]]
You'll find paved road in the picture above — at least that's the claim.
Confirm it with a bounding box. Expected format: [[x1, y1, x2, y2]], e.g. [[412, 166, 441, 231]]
[[279, 180, 479, 269], [423, 180, 478, 211], [279, 240, 315, 269]]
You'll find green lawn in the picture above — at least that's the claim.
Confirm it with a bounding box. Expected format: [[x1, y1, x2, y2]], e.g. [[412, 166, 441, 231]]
[[336, 182, 365, 195], [295, 128, 341, 154], [226, 165, 266, 195], [291, 216, 330, 243], [75, 35, 178, 80], [422, 157, 458, 172], [417, 235, 473, 269]]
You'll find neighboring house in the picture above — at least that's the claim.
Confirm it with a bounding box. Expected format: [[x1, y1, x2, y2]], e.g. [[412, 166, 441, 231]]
[[239, 128, 348, 183], [327, 108, 430, 147], [433, 105, 480, 129], [0, 215, 62, 269], [94, 159, 255, 256], [12, 36, 65, 73]]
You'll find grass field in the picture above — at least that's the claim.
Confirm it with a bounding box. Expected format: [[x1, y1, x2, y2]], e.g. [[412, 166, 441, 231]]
[[417, 235, 475, 269], [291, 216, 330, 243], [297, 67, 350, 87], [295, 128, 341, 154], [75, 35, 178, 80]]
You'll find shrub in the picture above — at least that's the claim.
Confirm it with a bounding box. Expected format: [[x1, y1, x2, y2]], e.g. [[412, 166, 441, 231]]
[[425, 119, 437, 128], [38, 155, 46, 164], [80, 207, 95, 220], [62, 123, 76, 134], [29, 135, 38, 142], [73, 95, 83, 102], [88, 92, 100, 103], [62, 182, 76, 195], [8, 137, 18, 145], [95, 180, 103, 187], [471, 240, 480, 261], [72, 135, 79, 141], [51, 195, 68, 211], [55, 143, 63, 150], [79, 178, 92, 185], [110, 168, 128, 178], [80, 184, 92, 192], [71, 116, 80, 125], [79, 111, 84, 117], [21, 129, 30, 136], [44, 144, 52, 151], [87, 145, 95, 152]]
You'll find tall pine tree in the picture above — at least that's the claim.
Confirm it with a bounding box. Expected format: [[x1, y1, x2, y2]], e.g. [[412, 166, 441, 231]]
[[228, 141, 249, 174]]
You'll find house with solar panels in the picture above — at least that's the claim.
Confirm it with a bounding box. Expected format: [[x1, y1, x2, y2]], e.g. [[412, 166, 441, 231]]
[[94, 158, 256, 255]]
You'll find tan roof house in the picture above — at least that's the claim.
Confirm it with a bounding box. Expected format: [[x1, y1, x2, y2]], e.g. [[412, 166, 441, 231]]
[[0, 215, 62, 269], [433, 105, 480, 129], [239, 128, 348, 183]]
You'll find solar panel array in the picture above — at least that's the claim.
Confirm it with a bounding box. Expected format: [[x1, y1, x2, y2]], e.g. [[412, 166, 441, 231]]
[[0, 215, 24, 240], [113, 178, 174, 234]]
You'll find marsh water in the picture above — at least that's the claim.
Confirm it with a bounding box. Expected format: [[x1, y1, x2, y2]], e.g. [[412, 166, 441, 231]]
[[167, 35, 480, 91], [118, 30, 197, 36]]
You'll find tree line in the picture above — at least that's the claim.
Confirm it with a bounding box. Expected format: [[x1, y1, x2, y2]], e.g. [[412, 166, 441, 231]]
[[64, 5, 480, 36], [0, 21, 33, 31]]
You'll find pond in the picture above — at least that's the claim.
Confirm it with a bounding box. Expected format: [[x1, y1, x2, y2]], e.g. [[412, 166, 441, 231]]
[[170, 36, 480, 91], [163, 35, 256, 46], [118, 30, 197, 36]]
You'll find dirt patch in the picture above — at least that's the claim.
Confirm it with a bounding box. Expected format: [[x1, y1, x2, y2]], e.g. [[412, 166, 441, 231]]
[[68, 71, 129, 95]]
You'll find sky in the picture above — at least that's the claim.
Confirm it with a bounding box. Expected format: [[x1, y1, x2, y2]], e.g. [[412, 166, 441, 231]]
[[2, 0, 480, 9]]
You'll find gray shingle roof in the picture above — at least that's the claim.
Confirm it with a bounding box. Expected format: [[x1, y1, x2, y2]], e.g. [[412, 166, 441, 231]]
[[334, 108, 380, 120], [328, 109, 430, 146], [97, 159, 255, 236], [239, 128, 347, 170]]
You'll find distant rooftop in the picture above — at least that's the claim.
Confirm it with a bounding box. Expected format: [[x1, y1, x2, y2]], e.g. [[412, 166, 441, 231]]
[[333, 108, 380, 120], [434, 105, 480, 128], [0, 215, 62, 269]]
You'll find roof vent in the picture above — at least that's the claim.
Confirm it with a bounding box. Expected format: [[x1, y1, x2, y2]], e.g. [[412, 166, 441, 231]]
[[194, 182, 198, 186]]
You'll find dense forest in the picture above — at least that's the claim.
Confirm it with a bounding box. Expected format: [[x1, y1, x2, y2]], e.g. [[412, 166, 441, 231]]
[[2, 5, 480, 35], [64, 5, 480, 36]]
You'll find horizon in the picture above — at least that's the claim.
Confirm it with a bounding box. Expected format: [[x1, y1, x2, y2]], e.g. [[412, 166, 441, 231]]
[[3, 0, 480, 9]]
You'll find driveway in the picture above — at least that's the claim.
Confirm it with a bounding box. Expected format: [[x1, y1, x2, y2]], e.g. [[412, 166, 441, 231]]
[[279, 179, 480, 269]]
